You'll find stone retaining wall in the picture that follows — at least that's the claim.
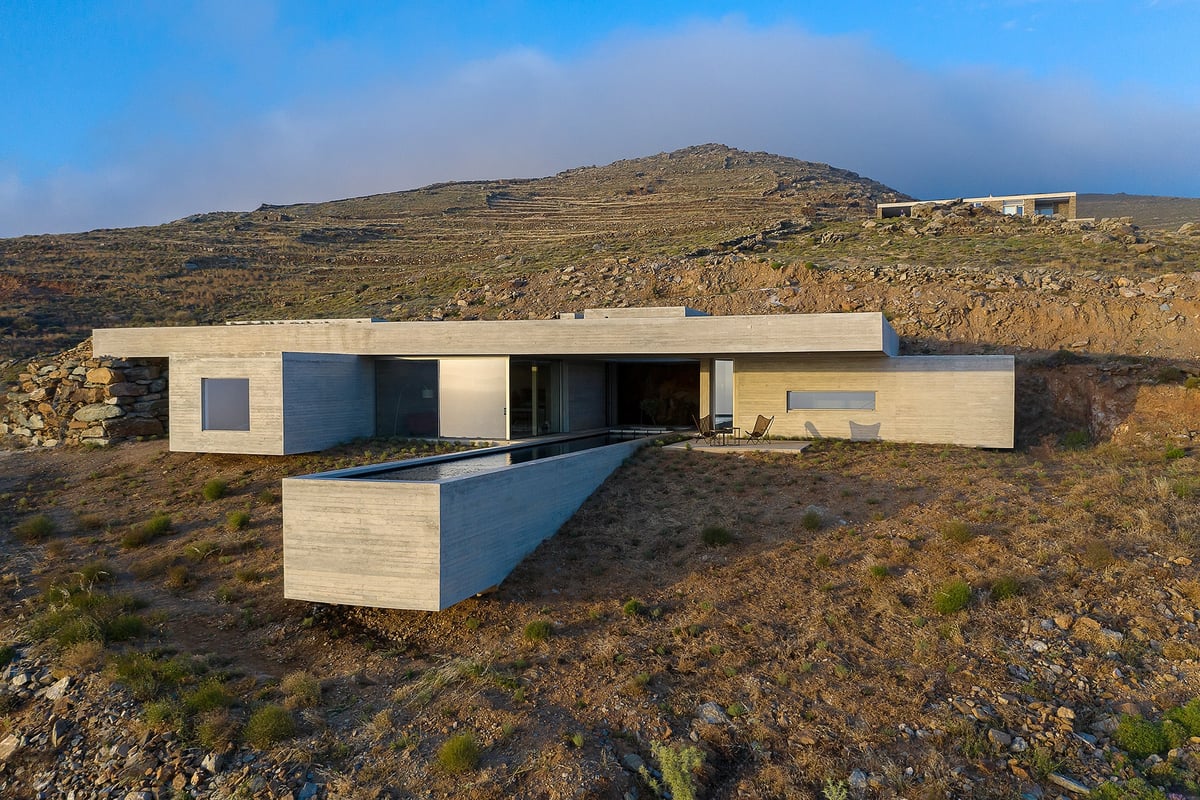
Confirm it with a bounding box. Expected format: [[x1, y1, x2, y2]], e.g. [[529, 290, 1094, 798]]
[[1, 339, 168, 447]]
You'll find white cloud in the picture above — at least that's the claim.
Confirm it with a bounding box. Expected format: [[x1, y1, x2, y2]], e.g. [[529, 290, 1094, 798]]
[[3, 18, 1198, 236]]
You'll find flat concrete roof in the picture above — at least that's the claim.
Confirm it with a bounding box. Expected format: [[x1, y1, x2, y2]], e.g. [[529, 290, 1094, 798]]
[[877, 191, 1076, 211], [93, 310, 900, 360]]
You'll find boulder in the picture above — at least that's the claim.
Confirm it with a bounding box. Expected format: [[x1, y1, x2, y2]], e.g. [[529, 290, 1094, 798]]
[[73, 403, 125, 422], [85, 367, 123, 385]]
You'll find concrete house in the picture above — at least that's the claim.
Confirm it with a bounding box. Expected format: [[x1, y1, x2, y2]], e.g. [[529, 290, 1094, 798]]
[[92, 308, 1015, 611], [92, 307, 1014, 453], [877, 191, 1077, 220]]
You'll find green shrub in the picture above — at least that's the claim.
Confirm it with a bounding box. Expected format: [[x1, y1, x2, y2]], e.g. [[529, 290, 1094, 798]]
[[1088, 778, 1168, 800], [108, 651, 192, 701], [1186, 376, 1200, 390], [78, 561, 113, 585], [243, 704, 296, 749], [437, 731, 480, 773], [196, 709, 238, 751], [523, 619, 553, 642], [701, 525, 732, 547], [202, 479, 228, 501], [0, 645, 14, 667], [1061, 430, 1091, 450], [183, 678, 232, 714], [940, 520, 974, 544], [622, 599, 644, 617], [143, 699, 180, 729], [1164, 445, 1186, 460], [814, 554, 832, 568], [122, 514, 172, 549], [989, 576, 1023, 601], [105, 614, 147, 642], [649, 740, 705, 800], [1113, 715, 1168, 759], [1164, 698, 1200, 737], [933, 580, 971, 615], [280, 670, 321, 709], [801, 509, 824, 531], [14, 514, 56, 543], [256, 489, 279, 504], [234, 567, 263, 583], [225, 511, 251, 532], [868, 564, 889, 579], [29, 589, 144, 648]]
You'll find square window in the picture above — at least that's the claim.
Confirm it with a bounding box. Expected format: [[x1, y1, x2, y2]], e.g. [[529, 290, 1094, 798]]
[[202, 378, 250, 431]]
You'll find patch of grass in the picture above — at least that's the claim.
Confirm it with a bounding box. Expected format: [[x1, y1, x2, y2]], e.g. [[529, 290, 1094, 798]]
[[868, 564, 889, 579], [932, 580, 971, 615], [523, 619, 553, 642], [280, 670, 321, 709], [0, 645, 14, 667], [814, 553, 832, 568], [183, 678, 233, 714], [701, 525, 732, 546], [14, 513, 56, 543], [1164, 699, 1200, 738], [989, 575, 1023, 601], [165, 565, 190, 591], [437, 731, 480, 774], [1082, 539, 1115, 569], [77, 561, 113, 585], [1113, 715, 1167, 759], [243, 704, 296, 749], [1164, 444, 1187, 460], [800, 508, 824, 531], [1186, 376, 1200, 390], [1061, 429, 1091, 450], [1088, 778, 1169, 800], [107, 651, 193, 701], [29, 588, 146, 649], [940, 520, 974, 544], [186, 540, 220, 561], [622, 599, 645, 617], [196, 709, 238, 751], [234, 566, 263, 583], [60, 640, 105, 671], [256, 489, 279, 504], [202, 479, 228, 501], [122, 514, 172, 549], [225, 511, 250, 532]]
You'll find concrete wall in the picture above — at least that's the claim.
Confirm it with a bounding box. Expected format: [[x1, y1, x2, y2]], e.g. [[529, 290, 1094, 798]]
[[282, 353, 375, 453], [168, 353, 284, 454], [437, 436, 645, 608], [565, 361, 607, 430], [94, 312, 898, 360], [282, 478, 442, 610], [734, 354, 1014, 448], [283, 435, 649, 610]]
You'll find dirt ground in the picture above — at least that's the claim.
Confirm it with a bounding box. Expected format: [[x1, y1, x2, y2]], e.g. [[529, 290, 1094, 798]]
[[2, 425, 1199, 798]]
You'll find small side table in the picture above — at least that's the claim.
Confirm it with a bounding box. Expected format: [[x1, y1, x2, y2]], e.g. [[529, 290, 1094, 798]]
[[717, 427, 741, 446]]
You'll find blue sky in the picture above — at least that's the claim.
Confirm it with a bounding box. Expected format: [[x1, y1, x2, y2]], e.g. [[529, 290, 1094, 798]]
[[2, 1, 1198, 236]]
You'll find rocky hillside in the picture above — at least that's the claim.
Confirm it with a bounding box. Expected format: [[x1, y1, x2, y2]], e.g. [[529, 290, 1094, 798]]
[[0, 144, 906, 363]]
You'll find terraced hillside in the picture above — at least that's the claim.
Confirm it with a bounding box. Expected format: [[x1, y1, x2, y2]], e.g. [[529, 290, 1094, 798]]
[[0, 144, 904, 362]]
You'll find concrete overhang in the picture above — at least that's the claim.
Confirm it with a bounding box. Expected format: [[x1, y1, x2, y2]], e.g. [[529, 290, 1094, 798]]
[[93, 311, 900, 360]]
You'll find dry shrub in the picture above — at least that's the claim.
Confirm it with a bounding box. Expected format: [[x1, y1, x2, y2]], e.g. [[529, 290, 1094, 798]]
[[60, 640, 105, 672], [281, 670, 321, 709]]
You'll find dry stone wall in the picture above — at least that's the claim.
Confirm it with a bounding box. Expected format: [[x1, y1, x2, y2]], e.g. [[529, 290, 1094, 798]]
[[1, 339, 168, 448]]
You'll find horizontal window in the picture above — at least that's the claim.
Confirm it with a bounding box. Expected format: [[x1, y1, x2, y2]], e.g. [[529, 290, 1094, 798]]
[[786, 390, 876, 411], [202, 378, 250, 431]]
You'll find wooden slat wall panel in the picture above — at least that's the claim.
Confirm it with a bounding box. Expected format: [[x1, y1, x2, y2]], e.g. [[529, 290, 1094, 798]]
[[282, 478, 442, 610], [735, 355, 1014, 448], [169, 353, 284, 454], [282, 353, 375, 453]]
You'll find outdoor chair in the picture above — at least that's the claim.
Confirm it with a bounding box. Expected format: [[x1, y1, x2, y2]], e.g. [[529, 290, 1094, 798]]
[[693, 414, 719, 445], [744, 414, 774, 442]]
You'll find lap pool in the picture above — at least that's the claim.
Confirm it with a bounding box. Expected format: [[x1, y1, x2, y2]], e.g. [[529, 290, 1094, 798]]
[[282, 431, 655, 611]]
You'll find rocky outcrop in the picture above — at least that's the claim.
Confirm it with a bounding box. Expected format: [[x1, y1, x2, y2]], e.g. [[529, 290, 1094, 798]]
[[1, 339, 168, 448]]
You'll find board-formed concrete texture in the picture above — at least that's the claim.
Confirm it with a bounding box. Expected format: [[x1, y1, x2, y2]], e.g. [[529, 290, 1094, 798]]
[[92, 309, 1014, 454], [282, 434, 650, 610]]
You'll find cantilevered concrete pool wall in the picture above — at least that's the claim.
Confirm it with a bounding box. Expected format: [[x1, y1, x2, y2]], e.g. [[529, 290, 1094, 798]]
[[282, 433, 652, 610]]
